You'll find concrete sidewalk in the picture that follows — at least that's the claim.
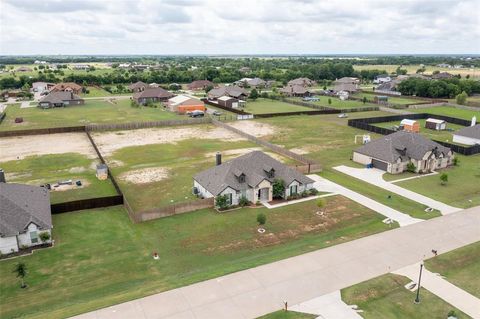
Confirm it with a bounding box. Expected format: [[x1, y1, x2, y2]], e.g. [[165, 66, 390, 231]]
[[72, 206, 480, 319], [290, 291, 363, 319], [333, 165, 462, 215], [308, 174, 422, 226], [393, 263, 480, 319]]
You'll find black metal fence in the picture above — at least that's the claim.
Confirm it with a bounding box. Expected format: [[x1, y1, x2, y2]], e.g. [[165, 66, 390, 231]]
[[348, 113, 479, 156]]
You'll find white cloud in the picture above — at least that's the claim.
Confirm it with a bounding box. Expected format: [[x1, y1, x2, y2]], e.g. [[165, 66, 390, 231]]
[[0, 0, 479, 55]]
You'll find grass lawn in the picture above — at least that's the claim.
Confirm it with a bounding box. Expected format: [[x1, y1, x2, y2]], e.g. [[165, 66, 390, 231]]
[[244, 98, 313, 114], [294, 97, 378, 110], [106, 136, 289, 211], [0, 195, 394, 319], [373, 119, 465, 142], [382, 170, 419, 182], [425, 242, 480, 299], [353, 92, 422, 105], [410, 106, 480, 120], [341, 274, 471, 319], [396, 155, 480, 208], [0, 153, 117, 204], [80, 86, 115, 97], [0, 99, 182, 131], [257, 311, 316, 319]]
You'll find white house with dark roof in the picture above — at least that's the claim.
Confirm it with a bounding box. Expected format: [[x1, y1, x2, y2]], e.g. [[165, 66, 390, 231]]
[[453, 124, 480, 145], [0, 183, 52, 254], [193, 151, 314, 205], [353, 131, 454, 174]]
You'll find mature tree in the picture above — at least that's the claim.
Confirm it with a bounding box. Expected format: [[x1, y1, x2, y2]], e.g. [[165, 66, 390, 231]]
[[250, 88, 259, 100], [456, 91, 468, 105], [13, 263, 28, 288]]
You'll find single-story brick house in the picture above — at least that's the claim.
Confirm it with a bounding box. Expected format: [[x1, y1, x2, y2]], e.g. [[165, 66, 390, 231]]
[[187, 80, 215, 91], [280, 84, 312, 97], [353, 131, 454, 174], [128, 81, 148, 93], [208, 86, 249, 100], [38, 91, 85, 108], [194, 151, 315, 205], [453, 124, 480, 145], [167, 95, 205, 114], [287, 77, 316, 87], [0, 183, 52, 254], [50, 82, 83, 94], [133, 87, 174, 105]]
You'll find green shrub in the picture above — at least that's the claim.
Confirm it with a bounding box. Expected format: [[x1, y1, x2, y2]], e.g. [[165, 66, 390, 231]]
[[239, 196, 249, 207], [39, 232, 51, 243], [309, 188, 319, 195], [453, 157, 459, 166], [257, 213, 266, 225], [455, 91, 468, 105], [272, 179, 285, 198], [215, 194, 230, 210], [407, 162, 416, 173], [301, 190, 309, 198], [440, 173, 448, 185]]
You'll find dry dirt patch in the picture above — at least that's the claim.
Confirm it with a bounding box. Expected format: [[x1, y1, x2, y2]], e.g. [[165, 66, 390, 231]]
[[91, 126, 246, 156], [119, 167, 169, 184], [0, 133, 97, 161], [228, 120, 278, 137]]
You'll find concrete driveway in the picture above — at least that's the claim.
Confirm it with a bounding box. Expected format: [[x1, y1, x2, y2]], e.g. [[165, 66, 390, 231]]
[[308, 174, 422, 227], [71, 206, 480, 319], [333, 166, 462, 215]]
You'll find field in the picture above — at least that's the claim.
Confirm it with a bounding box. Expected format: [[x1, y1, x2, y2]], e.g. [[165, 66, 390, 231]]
[[258, 311, 315, 319], [425, 242, 480, 299], [244, 98, 313, 114], [353, 64, 480, 78], [341, 274, 471, 319], [0, 99, 183, 131], [396, 155, 480, 208], [353, 92, 422, 105], [0, 133, 117, 203], [0, 195, 394, 319], [91, 122, 289, 211], [293, 97, 378, 110], [410, 106, 480, 120], [373, 119, 465, 142]]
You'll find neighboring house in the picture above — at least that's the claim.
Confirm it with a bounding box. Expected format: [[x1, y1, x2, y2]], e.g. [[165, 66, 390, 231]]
[[38, 92, 85, 108], [32, 82, 54, 93], [280, 84, 312, 97], [337, 90, 349, 100], [193, 151, 315, 205], [0, 183, 52, 254], [425, 118, 447, 131], [128, 81, 148, 93], [207, 86, 249, 100], [236, 77, 267, 88], [167, 95, 205, 114], [432, 72, 454, 80], [373, 75, 392, 84], [187, 80, 215, 91], [133, 87, 174, 105], [437, 63, 451, 68], [239, 67, 251, 73], [333, 82, 358, 93], [452, 124, 480, 145], [400, 119, 420, 133], [0, 89, 22, 99], [217, 96, 243, 108], [50, 82, 83, 94], [353, 131, 454, 174], [72, 64, 90, 70], [287, 77, 315, 87]]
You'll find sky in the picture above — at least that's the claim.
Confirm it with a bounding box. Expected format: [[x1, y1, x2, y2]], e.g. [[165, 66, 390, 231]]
[[0, 0, 479, 55]]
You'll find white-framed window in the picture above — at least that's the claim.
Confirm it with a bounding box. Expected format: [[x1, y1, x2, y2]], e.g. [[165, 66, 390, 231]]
[[30, 231, 38, 244], [227, 193, 232, 205], [290, 185, 298, 195]]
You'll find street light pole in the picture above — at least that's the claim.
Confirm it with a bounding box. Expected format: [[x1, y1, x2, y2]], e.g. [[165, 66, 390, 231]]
[[414, 263, 424, 304]]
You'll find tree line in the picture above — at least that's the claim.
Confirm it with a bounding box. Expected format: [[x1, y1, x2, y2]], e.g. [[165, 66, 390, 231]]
[[397, 78, 480, 98]]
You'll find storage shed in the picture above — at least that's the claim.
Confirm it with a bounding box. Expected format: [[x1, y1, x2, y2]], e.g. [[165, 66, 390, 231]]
[[425, 118, 447, 131], [400, 119, 420, 133]]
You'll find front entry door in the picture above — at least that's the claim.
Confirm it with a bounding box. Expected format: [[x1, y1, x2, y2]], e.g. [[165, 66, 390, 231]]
[[259, 188, 269, 202]]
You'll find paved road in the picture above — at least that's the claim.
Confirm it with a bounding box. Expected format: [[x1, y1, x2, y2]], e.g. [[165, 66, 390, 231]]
[[334, 166, 462, 215], [72, 206, 480, 319], [308, 174, 422, 226]]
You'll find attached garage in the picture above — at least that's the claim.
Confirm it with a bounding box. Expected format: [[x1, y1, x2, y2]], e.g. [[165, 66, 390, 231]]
[[371, 158, 388, 171]]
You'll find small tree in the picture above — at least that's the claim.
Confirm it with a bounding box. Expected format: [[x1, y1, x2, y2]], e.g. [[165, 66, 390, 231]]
[[440, 173, 448, 185], [250, 88, 259, 100], [215, 194, 230, 210], [257, 213, 266, 225], [316, 198, 326, 210], [406, 162, 416, 173], [323, 85, 327, 90], [204, 85, 214, 94], [328, 98, 332, 105], [362, 96, 367, 105], [453, 157, 459, 166], [455, 91, 468, 105], [272, 179, 285, 198], [39, 232, 51, 243], [13, 262, 27, 288]]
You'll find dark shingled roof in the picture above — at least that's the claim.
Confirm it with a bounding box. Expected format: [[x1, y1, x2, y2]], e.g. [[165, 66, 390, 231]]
[[194, 151, 314, 196], [128, 81, 148, 90], [455, 124, 480, 140], [355, 131, 452, 163], [287, 78, 315, 87], [0, 183, 52, 237], [133, 87, 174, 99], [187, 80, 214, 90], [39, 91, 82, 104], [208, 86, 248, 99]]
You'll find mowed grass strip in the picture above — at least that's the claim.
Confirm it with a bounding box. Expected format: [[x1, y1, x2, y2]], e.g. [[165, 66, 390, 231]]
[[244, 98, 313, 114], [0, 196, 394, 319], [341, 274, 471, 319], [0, 99, 182, 131], [409, 106, 480, 120], [0, 153, 117, 203], [373, 119, 465, 142], [397, 155, 480, 208], [257, 311, 316, 319], [425, 243, 480, 298]]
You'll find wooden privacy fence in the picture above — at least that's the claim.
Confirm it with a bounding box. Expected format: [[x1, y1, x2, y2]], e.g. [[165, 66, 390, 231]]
[[133, 198, 215, 223], [86, 118, 211, 131], [269, 96, 379, 113], [50, 195, 124, 214], [202, 99, 251, 115], [0, 125, 85, 137], [292, 164, 323, 174]]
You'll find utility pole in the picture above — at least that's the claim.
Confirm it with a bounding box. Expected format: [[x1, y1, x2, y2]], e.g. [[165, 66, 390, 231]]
[[414, 263, 424, 304]]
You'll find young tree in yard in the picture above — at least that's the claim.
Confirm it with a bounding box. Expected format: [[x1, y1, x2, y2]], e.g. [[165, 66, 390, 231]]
[[13, 262, 28, 288], [257, 213, 266, 225], [215, 194, 230, 210], [455, 91, 468, 105], [453, 157, 459, 166], [440, 173, 448, 185], [362, 96, 367, 104], [328, 98, 332, 105], [316, 198, 326, 210], [272, 179, 285, 198], [250, 88, 259, 100]]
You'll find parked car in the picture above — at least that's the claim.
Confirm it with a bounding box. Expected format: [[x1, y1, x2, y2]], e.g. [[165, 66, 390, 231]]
[[338, 113, 348, 118], [212, 110, 222, 116], [189, 110, 205, 118]]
